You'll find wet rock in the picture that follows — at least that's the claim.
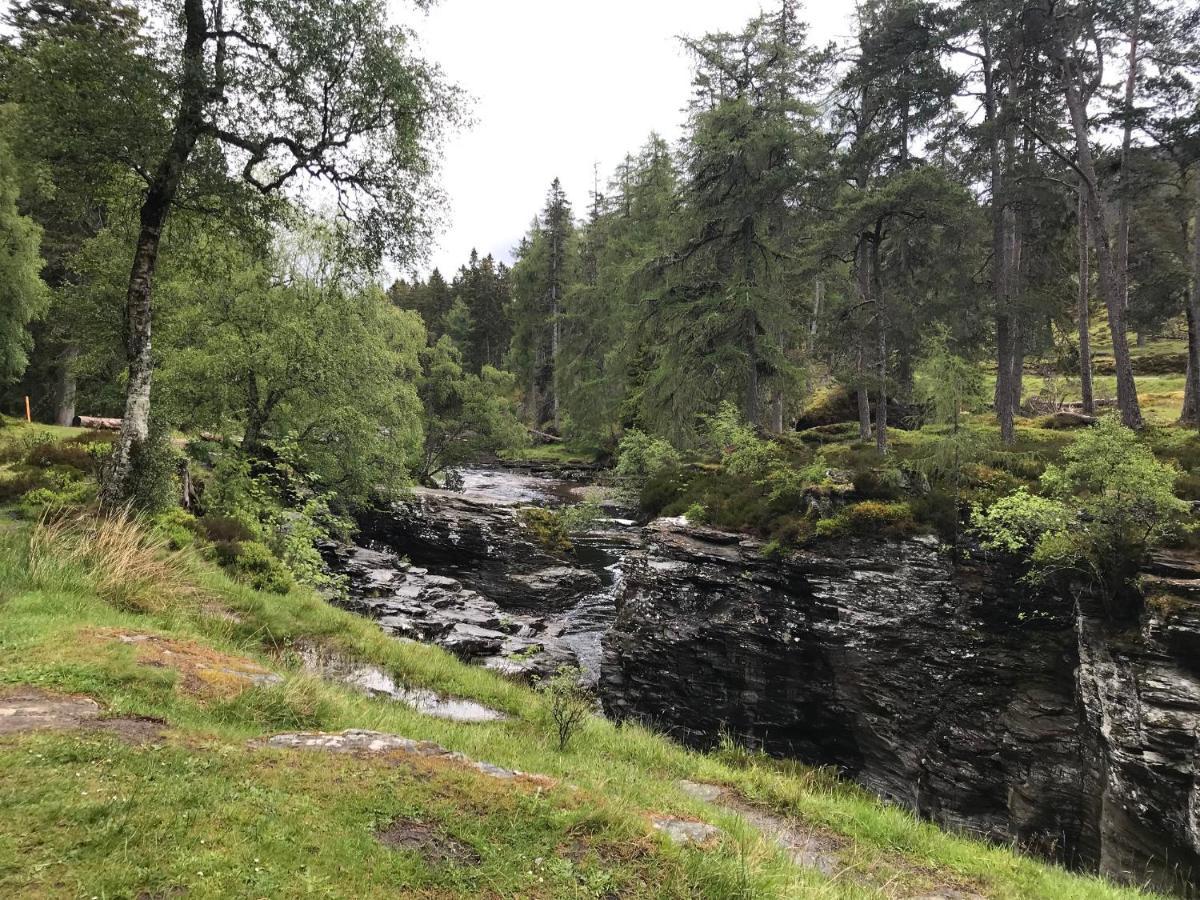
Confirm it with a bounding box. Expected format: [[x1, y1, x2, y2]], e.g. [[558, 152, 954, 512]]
[[358, 489, 600, 610], [322, 542, 582, 680], [440, 624, 508, 658], [261, 729, 551, 785], [601, 518, 1200, 893]]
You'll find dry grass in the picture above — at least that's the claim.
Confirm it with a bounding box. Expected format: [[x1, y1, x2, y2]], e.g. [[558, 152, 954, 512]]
[[29, 508, 203, 613]]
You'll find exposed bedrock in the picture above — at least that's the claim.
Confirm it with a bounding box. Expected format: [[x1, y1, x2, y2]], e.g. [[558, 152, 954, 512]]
[[600, 519, 1200, 893], [358, 488, 601, 610]]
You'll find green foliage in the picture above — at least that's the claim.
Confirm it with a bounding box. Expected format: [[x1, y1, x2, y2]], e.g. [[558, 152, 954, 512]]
[[615, 429, 682, 501], [149, 507, 200, 552], [519, 495, 602, 553], [540, 665, 592, 752], [815, 501, 918, 540], [415, 335, 527, 485], [145, 224, 425, 507], [973, 418, 1191, 599], [0, 128, 47, 383], [124, 422, 181, 516], [229, 540, 295, 595], [705, 404, 785, 482], [200, 442, 350, 592]]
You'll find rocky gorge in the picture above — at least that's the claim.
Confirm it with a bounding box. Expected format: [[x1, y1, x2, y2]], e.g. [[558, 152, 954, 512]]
[[326, 467, 1200, 895]]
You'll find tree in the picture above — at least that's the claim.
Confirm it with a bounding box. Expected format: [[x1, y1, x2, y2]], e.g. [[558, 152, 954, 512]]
[[99, 0, 457, 504], [0, 131, 47, 385], [913, 328, 988, 547], [1, 0, 161, 423], [415, 336, 526, 486], [1031, 0, 1145, 429], [644, 3, 827, 441], [149, 223, 426, 507], [559, 135, 680, 446], [509, 182, 576, 429]]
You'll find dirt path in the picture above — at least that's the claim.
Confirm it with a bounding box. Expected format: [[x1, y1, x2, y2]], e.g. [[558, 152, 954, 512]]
[[677, 780, 988, 899]]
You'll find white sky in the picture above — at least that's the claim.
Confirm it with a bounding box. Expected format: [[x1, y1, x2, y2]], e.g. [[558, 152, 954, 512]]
[[401, 0, 855, 278]]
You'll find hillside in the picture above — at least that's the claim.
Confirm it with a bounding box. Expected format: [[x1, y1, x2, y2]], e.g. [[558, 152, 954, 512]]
[[0, 423, 1164, 899]]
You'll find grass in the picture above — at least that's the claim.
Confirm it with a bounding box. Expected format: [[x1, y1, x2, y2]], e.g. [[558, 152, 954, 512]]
[[501, 442, 603, 465], [0, 503, 1163, 899]]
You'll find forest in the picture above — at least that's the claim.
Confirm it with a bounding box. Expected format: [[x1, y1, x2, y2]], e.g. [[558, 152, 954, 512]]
[[2, 1, 1200, 897]]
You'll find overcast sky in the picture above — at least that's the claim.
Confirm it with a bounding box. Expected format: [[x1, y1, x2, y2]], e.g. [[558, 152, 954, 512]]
[[401, 1, 855, 278]]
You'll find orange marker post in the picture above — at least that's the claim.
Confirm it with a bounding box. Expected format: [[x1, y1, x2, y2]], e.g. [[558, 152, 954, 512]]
[[24, 396, 31, 423]]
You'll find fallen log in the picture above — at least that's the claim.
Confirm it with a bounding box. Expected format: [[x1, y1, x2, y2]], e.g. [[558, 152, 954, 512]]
[[528, 428, 563, 443], [72, 416, 122, 431]]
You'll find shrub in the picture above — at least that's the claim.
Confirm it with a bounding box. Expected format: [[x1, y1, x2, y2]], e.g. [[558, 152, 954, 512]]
[[151, 507, 200, 551], [973, 417, 1191, 605], [852, 467, 906, 501], [541, 665, 592, 751], [0, 470, 48, 503], [815, 501, 918, 539], [231, 540, 294, 595], [25, 440, 95, 473], [123, 423, 182, 515], [684, 502, 707, 524], [200, 515, 255, 544], [615, 429, 681, 500], [18, 479, 96, 518]]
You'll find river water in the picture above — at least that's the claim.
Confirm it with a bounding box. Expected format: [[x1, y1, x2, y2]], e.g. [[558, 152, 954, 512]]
[[334, 466, 637, 685], [458, 467, 635, 682]]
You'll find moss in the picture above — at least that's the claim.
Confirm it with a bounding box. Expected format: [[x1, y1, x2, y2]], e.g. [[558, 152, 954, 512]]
[[815, 501, 920, 540]]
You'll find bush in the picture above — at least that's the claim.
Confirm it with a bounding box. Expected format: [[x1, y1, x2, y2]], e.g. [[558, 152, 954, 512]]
[[230, 540, 294, 595], [25, 440, 95, 473], [124, 423, 182, 515], [615, 429, 681, 501], [0, 470, 48, 503], [815, 501, 918, 539], [973, 417, 1191, 604], [852, 467, 906, 501], [541, 665, 592, 751], [199, 515, 255, 544], [18, 479, 96, 518], [151, 507, 200, 551]]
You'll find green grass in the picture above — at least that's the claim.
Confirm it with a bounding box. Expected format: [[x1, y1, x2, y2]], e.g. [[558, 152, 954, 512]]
[[0, 508, 1162, 899], [501, 442, 603, 465]]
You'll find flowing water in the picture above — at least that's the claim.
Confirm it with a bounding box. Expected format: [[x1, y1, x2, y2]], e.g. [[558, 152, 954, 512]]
[[457, 466, 636, 684], [334, 465, 637, 685]]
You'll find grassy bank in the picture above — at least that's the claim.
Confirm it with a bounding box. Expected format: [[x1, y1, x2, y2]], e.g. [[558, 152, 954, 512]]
[[0, 499, 1160, 899]]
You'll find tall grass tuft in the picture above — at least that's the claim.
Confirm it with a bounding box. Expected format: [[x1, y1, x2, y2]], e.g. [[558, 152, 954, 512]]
[[29, 508, 202, 614]]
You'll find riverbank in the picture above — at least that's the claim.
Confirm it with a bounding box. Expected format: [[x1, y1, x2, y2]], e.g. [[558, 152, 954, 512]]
[[0, 503, 1155, 897]]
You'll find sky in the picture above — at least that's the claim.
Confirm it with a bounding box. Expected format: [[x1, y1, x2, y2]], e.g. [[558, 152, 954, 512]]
[[400, 1, 855, 278]]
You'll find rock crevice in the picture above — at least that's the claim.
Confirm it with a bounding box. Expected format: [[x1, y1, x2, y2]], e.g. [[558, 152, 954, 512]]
[[600, 519, 1200, 893]]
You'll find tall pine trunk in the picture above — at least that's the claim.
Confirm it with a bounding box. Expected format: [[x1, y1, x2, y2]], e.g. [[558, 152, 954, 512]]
[[1078, 187, 1095, 414], [101, 0, 209, 504], [1116, 1, 1141, 317], [981, 23, 1015, 446], [1055, 33, 1143, 430], [854, 239, 873, 443], [53, 345, 79, 427], [1186, 172, 1200, 429], [872, 237, 887, 455]]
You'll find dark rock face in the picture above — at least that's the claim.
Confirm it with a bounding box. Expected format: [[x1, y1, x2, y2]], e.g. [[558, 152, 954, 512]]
[[600, 519, 1200, 892], [323, 543, 578, 680], [358, 489, 600, 609]]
